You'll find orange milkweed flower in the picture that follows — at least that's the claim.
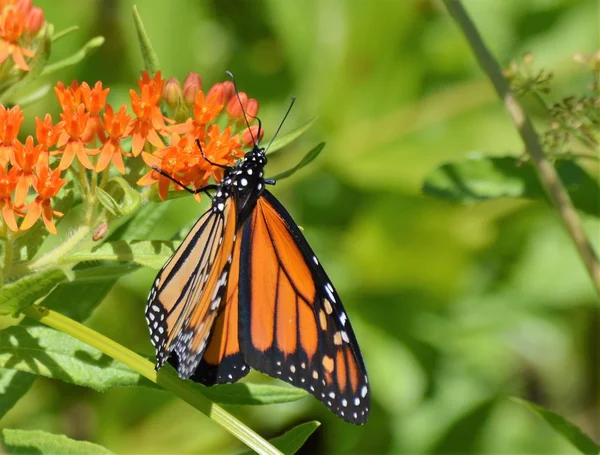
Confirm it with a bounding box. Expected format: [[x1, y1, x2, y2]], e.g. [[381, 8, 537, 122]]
[[0, 165, 19, 232], [0, 7, 35, 71], [96, 104, 131, 173], [81, 81, 110, 143], [54, 81, 84, 112], [138, 147, 181, 201], [20, 161, 65, 234], [168, 85, 225, 139], [35, 113, 64, 150], [0, 105, 24, 167], [127, 71, 166, 156], [10, 135, 46, 205], [241, 124, 264, 147], [56, 104, 95, 170]]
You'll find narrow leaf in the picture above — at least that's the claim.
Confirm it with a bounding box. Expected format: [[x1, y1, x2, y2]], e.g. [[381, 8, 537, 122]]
[[95, 187, 120, 215], [422, 156, 600, 217], [62, 240, 177, 270], [0, 269, 66, 315], [269, 142, 325, 181], [511, 397, 600, 455], [239, 421, 320, 455], [42, 36, 104, 75], [11, 83, 52, 108], [51, 25, 79, 42], [198, 382, 306, 406], [0, 429, 114, 455], [267, 116, 318, 154], [132, 5, 160, 73], [0, 369, 35, 419]]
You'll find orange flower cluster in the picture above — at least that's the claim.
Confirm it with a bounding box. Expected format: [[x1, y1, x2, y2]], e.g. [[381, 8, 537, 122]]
[[0, 0, 45, 71], [0, 105, 64, 233], [137, 71, 262, 200], [0, 70, 262, 234]]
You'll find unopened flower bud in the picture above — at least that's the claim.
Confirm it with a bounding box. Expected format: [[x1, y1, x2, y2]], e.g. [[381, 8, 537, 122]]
[[25, 7, 45, 34], [246, 98, 259, 118], [15, 0, 32, 14], [242, 125, 264, 147], [227, 91, 248, 119], [222, 81, 235, 103], [182, 72, 202, 107], [163, 77, 181, 108], [206, 83, 226, 105]]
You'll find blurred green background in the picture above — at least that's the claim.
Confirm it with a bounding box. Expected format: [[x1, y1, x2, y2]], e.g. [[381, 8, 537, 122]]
[[3, 0, 599, 453]]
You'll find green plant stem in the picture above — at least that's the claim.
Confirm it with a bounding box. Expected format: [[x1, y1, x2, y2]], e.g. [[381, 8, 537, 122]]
[[22, 304, 282, 455], [443, 0, 600, 296], [7, 225, 91, 277]]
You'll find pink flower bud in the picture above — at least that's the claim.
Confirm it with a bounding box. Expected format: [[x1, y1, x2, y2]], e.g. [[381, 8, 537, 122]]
[[241, 125, 264, 147], [222, 81, 235, 102], [25, 7, 44, 33], [227, 91, 248, 119], [246, 98, 259, 118], [182, 72, 202, 107], [15, 0, 32, 14], [206, 83, 226, 106], [162, 77, 181, 108]]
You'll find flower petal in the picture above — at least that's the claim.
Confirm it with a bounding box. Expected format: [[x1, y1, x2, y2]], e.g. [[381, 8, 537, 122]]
[[20, 200, 42, 231]]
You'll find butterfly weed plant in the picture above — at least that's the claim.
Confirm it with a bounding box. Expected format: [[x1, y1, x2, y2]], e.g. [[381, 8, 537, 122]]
[[0, 3, 322, 454]]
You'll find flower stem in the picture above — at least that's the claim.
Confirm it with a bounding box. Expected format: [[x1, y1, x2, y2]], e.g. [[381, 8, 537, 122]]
[[8, 225, 91, 277], [443, 0, 600, 295], [22, 304, 282, 455]]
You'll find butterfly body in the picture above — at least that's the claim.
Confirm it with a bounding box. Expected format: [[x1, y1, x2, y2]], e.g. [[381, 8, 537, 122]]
[[146, 143, 370, 424]]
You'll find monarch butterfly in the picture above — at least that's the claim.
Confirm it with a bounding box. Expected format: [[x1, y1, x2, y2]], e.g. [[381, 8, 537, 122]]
[[145, 85, 370, 424]]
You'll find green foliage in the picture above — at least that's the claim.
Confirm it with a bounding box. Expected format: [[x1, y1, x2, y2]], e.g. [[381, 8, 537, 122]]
[[1, 1, 599, 454], [0, 429, 114, 455], [511, 398, 600, 455], [423, 156, 600, 217]]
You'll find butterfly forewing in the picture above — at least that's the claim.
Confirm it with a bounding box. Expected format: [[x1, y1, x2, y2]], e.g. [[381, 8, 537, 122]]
[[146, 197, 237, 378], [238, 191, 370, 424]]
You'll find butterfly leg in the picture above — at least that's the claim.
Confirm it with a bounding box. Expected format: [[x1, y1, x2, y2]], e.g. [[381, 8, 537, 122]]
[[151, 166, 218, 196], [264, 179, 276, 186], [195, 139, 229, 170]]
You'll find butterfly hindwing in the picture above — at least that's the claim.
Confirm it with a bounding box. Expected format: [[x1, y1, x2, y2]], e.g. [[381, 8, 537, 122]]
[[190, 238, 250, 384], [238, 190, 370, 424], [146, 197, 237, 378]]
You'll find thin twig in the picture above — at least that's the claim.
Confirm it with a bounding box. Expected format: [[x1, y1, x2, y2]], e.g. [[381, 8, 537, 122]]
[[443, 0, 600, 296]]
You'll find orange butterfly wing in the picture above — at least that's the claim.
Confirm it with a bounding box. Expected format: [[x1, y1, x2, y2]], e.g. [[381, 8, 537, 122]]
[[238, 191, 370, 424], [146, 197, 237, 378]]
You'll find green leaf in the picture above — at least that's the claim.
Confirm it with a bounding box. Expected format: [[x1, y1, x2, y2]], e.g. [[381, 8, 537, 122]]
[[0, 325, 153, 391], [0, 269, 66, 316], [199, 382, 306, 406], [269, 142, 325, 181], [239, 421, 320, 455], [51, 25, 79, 42], [266, 116, 318, 154], [96, 177, 141, 217], [511, 397, 600, 455], [132, 5, 161, 73], [41, 36, 104, 76], [0, 369, 35, 419], [95, 187, 120, 216], [62, 240, 177, 270], [0, 429, 114, 455], [11, 83, 52, 108], [103, 177, 142, 216], [422, 156, 600, 217]]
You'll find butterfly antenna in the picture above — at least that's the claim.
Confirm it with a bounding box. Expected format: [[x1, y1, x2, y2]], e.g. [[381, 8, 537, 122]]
[[225, 71, 258, 146], [265, 96, 296, 154]]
